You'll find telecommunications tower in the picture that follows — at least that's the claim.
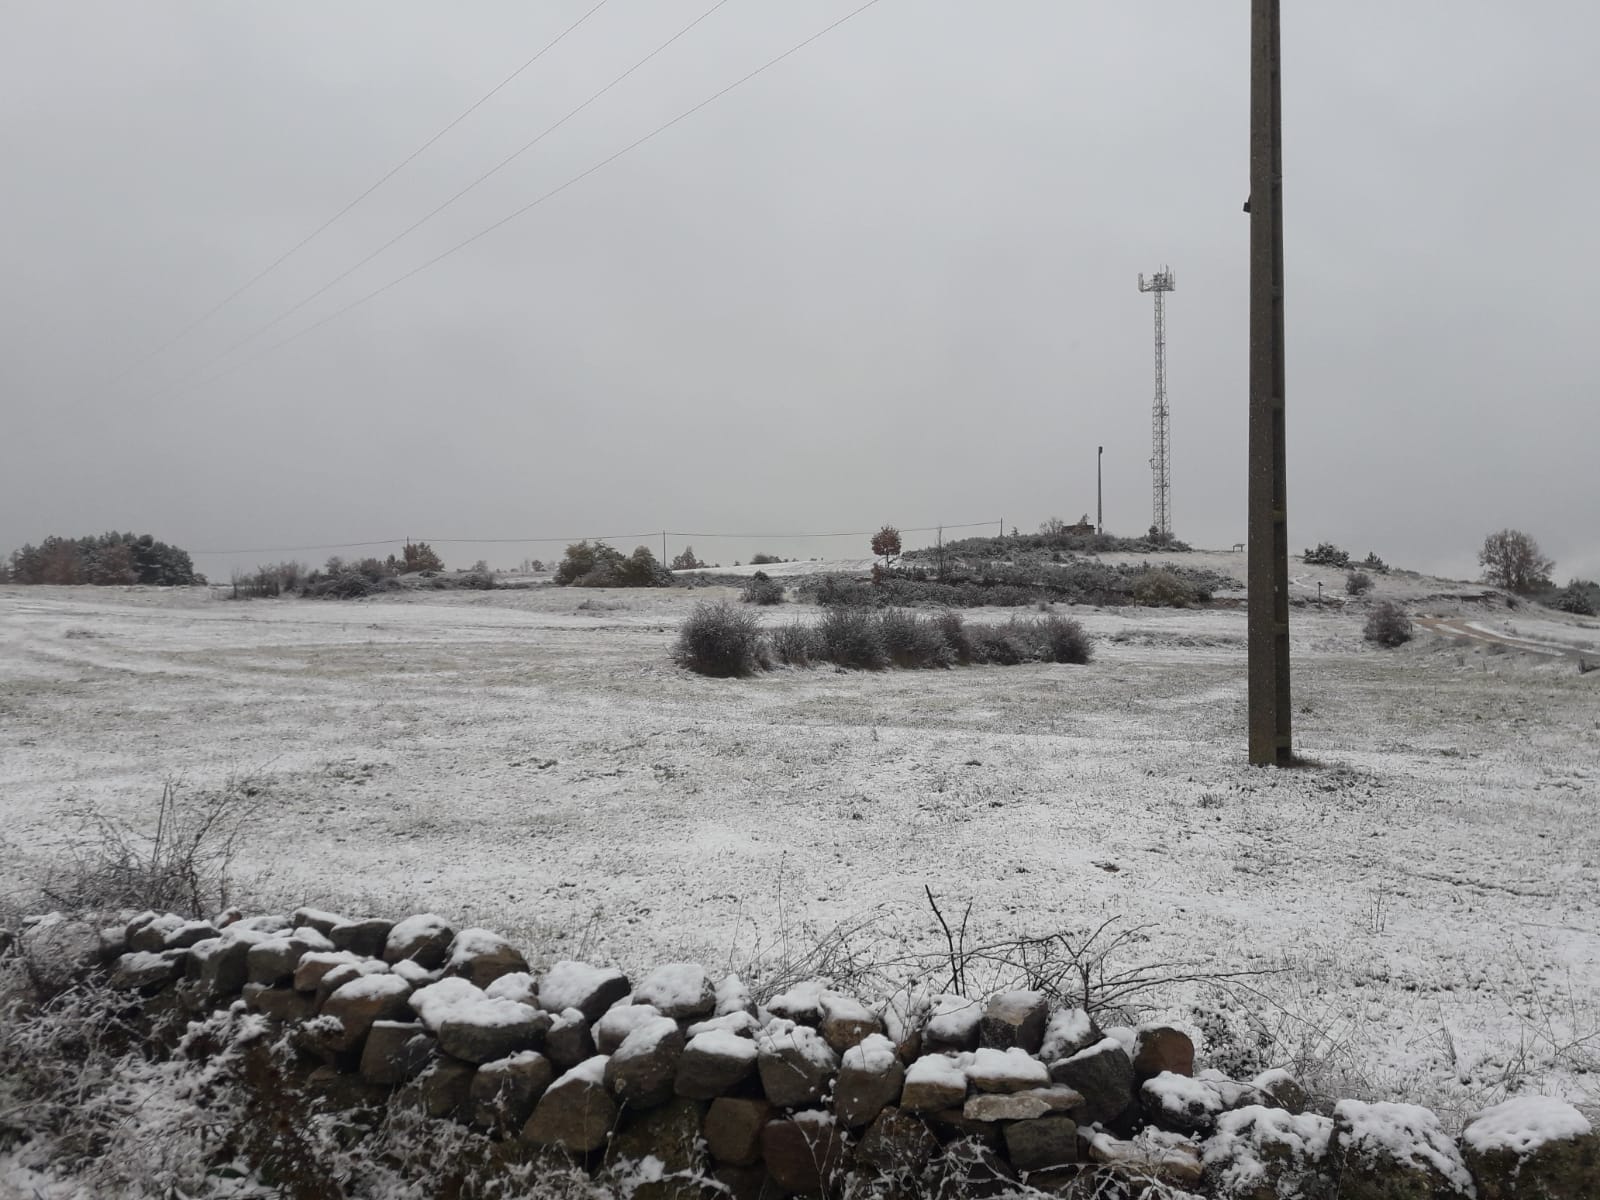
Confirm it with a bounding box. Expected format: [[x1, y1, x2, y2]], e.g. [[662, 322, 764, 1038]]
[[1138, 267, 1176, 539]]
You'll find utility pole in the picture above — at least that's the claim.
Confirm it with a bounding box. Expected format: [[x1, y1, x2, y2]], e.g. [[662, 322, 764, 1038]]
[[1248, 0, 1292, 765], [1097, 446, 1104, 534]]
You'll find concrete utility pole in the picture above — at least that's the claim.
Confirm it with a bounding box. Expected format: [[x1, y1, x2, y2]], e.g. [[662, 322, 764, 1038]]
[[1097, 445, 1104, 534], [1248, 0, 1292, 765]]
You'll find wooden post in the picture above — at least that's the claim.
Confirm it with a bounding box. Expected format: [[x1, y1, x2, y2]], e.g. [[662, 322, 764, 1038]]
[[1248, 0, 1292, 765]]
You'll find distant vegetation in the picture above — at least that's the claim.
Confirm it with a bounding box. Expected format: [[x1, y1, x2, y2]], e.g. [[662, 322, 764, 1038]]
[[673, 601, 1092, 677], [798, 560, 1231, 611], [3, 532, 202, 586], [1478, 528, 1554, 594], [555, 541, 669, 588], [231, 543, 494, 599], [740, 571, 784, 605], [1364, 601, 1414, 648]]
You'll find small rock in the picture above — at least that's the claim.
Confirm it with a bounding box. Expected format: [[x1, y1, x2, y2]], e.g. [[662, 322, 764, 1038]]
[[708, 1165, 766, 1200], [714, 974, 755, 1017], [834, 1034, 905, 1127], [110, 949, 187, 990], [1004, 1114, 1078, 1172], [900, 1053, 969, 1113], [979, 990, 1048, 1054], [1142, 1071, 1223, 1136], [608, 1096, 705, 1175], [855, 1107, 939, 1176], [704, 1097, 771, 1166], [243, 982, 316, 1023], [818, 991, 882, 1054], [765, 979, 826, 1026], [383, 913, 454, 969], [1132, 1025, 1195, 1079], [471, 1051, 554, 1134], [189, 935, 253, 997], [634, 963, 716, 1020], [676, 1029, 758, 1100], [246, 936, 315, 986], [605, 1016, 686, 1108], [538, 960, 630, 1023], [756, 1020, 838, 1108], [359, 1019, 436, 1085], [1049, 1036, 1137, 1127], [1250, 1067, 1308, 1115], [963, 1085, 1082, 1122], [1330, 1100, 1474, 1199], [760, 1112, 846, 1195], [293, 950, 361, 993], [595, 1003, 665, 1054], [545, 1008, 597, 1071], [438, 1003, 552, 1065], [1202, 1105, 1333, 1200], [1462, 1096, 1598, 1200], [1039, 1007, 1101, 1062], [127, 913, 186, 953], [291, 907, 348, 936], [922, 994, 984, 1053], [525, 1056, 617, 1153], [485, 971, 539, 1006], [446, 928, 529, 989], [408, 1055, 477, 1119], [329, 918, 393, 958], [966, 1046, 1050, 1094], [321, 974, 414, 1053]]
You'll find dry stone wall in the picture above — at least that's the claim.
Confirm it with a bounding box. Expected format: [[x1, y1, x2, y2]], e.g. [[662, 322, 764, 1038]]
[[86, 907, 1600, 1199]]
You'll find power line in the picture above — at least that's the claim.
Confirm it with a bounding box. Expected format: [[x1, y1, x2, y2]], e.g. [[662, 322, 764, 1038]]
[[192, 518, 993, 557], [145, 0, 889, 404], [96, 1, 608, 392], [171, 0, 736, 387]]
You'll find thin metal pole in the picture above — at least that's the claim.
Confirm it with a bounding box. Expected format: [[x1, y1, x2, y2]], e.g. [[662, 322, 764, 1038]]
[[1248, 0, 1292, 765], [1097, 446, 1104, 534]]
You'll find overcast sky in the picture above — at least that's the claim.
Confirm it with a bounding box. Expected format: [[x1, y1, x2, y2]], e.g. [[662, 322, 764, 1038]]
[[4, 2, 1596, 584]]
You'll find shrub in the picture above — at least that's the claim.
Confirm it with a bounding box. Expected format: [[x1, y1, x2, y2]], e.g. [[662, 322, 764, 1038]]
[[1132, 569, 1198, 607], [804, 573, 878, 607], [968, 623, 1025, 665], [1038, 613, 1093, 664], [556, 540, 622, 585], [1304, 542, 1351, 567], [401, 541, 444, 573], [1550, 582, 1597, 616], [673, 602, 768, 677], [749, 553, 783, 565], [1364, 601, 1413, 648], [741, 571, 785, 605], [934, 610, 972, 664], [558, 541, 668, 587], [1346, 571, 1373, 596], [878, 609, 953, 668], [1361, 551, 1389, 573], [816, 606, 889, 670], [670, 546, 705, 570], [614, 546, 670, 588], [768, 622, 820, 667]]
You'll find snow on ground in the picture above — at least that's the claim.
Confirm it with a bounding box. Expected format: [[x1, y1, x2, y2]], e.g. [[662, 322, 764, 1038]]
[[1, 563, 1598, 1126]]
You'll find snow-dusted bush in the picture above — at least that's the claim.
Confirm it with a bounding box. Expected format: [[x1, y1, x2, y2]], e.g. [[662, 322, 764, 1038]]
[[1346, 570, 1373, 596], [674, 602, 768, 677], [816, 606, 890, 670], [1132, 569, 1200, 608], [768, 622, 820, 667], [740, 572, 784, 606], [1304, 542, 1351, 567], [1364, 601, 1413, 648]]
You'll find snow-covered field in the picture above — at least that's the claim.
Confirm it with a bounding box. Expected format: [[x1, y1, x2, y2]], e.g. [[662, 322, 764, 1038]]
[[2, 561, 1597, 1126]]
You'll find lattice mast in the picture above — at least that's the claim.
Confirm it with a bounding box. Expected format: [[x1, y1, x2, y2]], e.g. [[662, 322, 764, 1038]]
[[1138, 267, 1176, 539]]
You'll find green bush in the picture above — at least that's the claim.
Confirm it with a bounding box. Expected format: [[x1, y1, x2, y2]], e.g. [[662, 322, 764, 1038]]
[[558, 541, 668, 587], [816, 606, 890, 670], [1550, 582, 1597, 616], [1132, 569, 1199, 607], [674, 602, 768, 677], [769, 622, 820, 666], [1304, 542, 1351, 567], [1363, 601, 1413, 648], [741, 572, 785, 605]]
